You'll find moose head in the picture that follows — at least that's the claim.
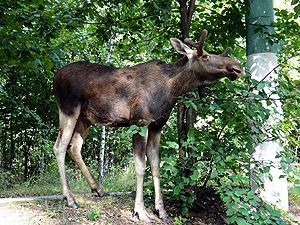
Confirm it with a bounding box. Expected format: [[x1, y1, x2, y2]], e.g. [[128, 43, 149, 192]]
[[170, 29, 243, 83]]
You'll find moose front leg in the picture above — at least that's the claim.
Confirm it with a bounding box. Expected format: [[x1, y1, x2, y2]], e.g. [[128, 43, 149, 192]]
[[133, 133, 151, 223], [146, 127, 170, 222]]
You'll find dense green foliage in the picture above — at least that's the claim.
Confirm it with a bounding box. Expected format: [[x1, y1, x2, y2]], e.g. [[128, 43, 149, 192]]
[[0, 0, 299, 224]]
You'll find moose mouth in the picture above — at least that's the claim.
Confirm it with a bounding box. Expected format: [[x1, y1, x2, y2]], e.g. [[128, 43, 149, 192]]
[[226, 66, 243, 80]]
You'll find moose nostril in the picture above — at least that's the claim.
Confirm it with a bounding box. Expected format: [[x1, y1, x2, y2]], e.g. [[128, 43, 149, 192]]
[[232, 67, 242, 74], [228, 65, 242, 74], [227, 65, 233, 72]]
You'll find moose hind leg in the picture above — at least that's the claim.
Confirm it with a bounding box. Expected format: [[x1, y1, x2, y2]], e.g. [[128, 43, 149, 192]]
[[146, 128, 170, 222], [68, 117, 103, 197], [133, 133, 151, 223], [53, 107, 80, 208]]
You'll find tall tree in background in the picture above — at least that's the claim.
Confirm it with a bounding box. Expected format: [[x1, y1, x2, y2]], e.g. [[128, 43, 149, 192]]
[[177, 0, 196, 158]]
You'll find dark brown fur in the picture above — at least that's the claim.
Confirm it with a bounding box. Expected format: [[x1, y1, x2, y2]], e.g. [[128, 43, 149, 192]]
[[54, 60, 180, 128], [52, 32, 243, 222]]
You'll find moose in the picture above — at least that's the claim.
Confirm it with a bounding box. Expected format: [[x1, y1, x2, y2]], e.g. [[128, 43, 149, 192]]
[[53, 29, 243, 223]]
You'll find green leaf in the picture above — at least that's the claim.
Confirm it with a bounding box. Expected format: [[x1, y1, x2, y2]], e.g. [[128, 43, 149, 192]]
[[190, 171, 199, 181], [236, 218, 250, 225], [128, 125, 139, 134], [189, 101, 198, 111], [138, 127, 148, 137], [211, 170, 218, 179], [171, 167, 178, 175], [226, 208, 235, 216], [256, 82, 266, 90], [174, 185, 181, 196]]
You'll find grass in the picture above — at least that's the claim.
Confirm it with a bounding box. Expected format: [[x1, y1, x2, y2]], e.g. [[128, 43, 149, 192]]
[[1, 161, 299, 202], [102, 162, 136, 192], [288, 165, 300, 202], [1, 162, 299, 224], [0, 160, 136, 198], [1, 160, 299, 220]]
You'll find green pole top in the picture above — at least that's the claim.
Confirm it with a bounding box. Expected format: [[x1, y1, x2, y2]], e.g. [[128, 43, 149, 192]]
[[246, 0, 277, 55]]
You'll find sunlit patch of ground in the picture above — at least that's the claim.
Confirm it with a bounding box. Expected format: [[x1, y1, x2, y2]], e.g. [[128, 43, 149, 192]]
[[0, 192, 299, 225]]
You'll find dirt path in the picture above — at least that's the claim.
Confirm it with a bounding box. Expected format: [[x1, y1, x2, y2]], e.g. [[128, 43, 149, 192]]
[[0, 195, 165, 225], [0, 194, 299, 225], [0, 195, 66, 225], [0, 204, 57, 225]]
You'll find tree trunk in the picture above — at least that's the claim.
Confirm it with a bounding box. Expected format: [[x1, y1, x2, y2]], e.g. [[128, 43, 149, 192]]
[[39, 151, 45, 175], [1, 125, 8, 171], [105, 128, 112, 171], [24, 129, 29, 181], [246, 0, 288, 210], [177, 104, 186, 158], [177, 0, 196, 158], [98, 26, 115, 184], [9, 116, 14, 171], [99, 126, 106, 184]]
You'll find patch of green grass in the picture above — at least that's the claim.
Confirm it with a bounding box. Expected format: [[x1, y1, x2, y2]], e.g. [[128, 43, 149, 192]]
[[289, 186, 300, 202], [174, 216, 186, 225], [0, 160, 135, 197], [0, 171, 62, 197], [288, 165, 300, 201], [45, 208, 58, 218], [102, 161, 136, 192], [88, 206, 103, 221]]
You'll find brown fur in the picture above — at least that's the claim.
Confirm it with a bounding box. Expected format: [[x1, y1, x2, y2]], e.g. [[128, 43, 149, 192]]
[[54, 54, 242, 129], [53, 33, 243, 221]]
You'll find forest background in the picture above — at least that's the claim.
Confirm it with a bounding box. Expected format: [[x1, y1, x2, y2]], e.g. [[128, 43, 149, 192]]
[[0, 0, 299, 224]]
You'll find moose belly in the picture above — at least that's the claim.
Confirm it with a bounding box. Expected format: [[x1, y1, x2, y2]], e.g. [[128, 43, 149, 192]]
[[82, 100, 131, 127]]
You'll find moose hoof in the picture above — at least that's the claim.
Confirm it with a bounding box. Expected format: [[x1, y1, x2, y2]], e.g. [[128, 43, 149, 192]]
[[69, 201, 80, 209], [161, 215, 172, 224], [91, 188, 104, 197], [133, 209, 152, 223], [154, 209, 172, 224]]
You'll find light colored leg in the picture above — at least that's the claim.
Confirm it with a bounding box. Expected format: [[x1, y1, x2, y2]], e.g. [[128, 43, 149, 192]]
[[146, 128, 169, 222], [53, 107, 80, 208], [68, 118, 103, 197], [133, 133, 151, 223]]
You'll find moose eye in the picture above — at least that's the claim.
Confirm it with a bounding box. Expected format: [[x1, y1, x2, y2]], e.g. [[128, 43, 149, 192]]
[[202, 54, 210, 60]]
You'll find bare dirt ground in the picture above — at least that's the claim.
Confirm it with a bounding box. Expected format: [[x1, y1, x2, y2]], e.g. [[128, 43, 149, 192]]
[[0, 193, 299, 225], [0, 204, 54, 225]]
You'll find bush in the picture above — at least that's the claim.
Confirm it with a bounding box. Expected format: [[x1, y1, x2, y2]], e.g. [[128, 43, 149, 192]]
[[153, 70, 298, 224], [0, 171, 15, 190]]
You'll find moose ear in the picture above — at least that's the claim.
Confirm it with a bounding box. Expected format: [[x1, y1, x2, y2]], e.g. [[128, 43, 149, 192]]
[[170, 38, 194, 59]]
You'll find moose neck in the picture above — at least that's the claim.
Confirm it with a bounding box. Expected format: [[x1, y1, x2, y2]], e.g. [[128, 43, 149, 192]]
[[169, 62, 200, 98]]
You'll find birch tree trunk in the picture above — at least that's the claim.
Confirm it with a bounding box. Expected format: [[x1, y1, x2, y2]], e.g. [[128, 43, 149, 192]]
[[246, 0, 288, 211], [99, 126, 106, 185], [98, 27, 114, 184]]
